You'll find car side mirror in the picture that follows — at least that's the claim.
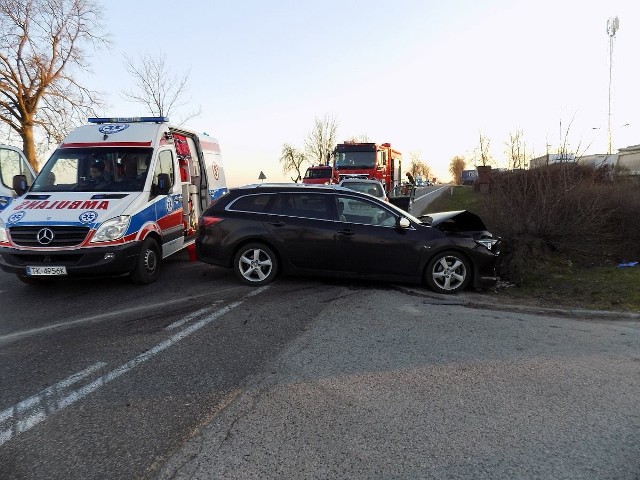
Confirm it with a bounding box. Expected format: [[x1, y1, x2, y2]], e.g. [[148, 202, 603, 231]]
[[157, 173, 171, 195], [13, 175, 28, 196], [397, 217, 411, 229]]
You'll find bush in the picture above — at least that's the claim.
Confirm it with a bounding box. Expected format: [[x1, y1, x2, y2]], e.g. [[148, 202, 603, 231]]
[[477, 164, 640, 285]]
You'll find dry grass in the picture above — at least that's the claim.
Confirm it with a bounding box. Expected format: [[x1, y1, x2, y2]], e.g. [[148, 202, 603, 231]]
[[428, 168, 640, 312]]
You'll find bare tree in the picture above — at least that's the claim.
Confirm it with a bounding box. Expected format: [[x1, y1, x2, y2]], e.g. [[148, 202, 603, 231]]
[[304, 114, 338, 165], [0, 0, 109, 171], [505, 129, 529, 170], [344, 133, 369, 143], [449, 155, 466, 185], [556, 116, 588, 161], [122, 52, 201, 125], [474, 132, 493, 167], [280, 143, 307, 183], [408, 151, 431, 180]]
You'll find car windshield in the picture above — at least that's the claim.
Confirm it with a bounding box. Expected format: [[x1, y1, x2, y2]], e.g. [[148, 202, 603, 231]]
[[334, 151, 376, 170], [31, 147, 153, 193], [341, 181, 384, 198]]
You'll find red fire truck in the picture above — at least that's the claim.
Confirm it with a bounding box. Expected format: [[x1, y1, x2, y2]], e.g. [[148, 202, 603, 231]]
[[302, 165, 335, 185], [332, 142, 402, 192]]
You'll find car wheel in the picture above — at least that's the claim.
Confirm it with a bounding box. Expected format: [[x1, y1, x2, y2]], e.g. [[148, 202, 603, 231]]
[[234, 243, 278, 286], [425, 251, 471, 294], [131, 237, 161, 284]]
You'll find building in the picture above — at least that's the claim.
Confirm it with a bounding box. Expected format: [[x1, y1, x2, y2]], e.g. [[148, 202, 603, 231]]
[[616, 145, 640, 175], [530, 147, 640, 176], [576, 154, 617, 169], [529, 153, 576, 169]]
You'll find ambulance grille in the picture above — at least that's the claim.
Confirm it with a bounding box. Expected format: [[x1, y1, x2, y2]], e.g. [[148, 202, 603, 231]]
[[9, 226, 90, 247]]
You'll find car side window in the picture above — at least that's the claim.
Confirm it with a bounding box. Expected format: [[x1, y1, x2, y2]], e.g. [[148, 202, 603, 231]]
[[337, 195, 396, 226], [228, 193, 275, 213], [271, 193, 333, 220]]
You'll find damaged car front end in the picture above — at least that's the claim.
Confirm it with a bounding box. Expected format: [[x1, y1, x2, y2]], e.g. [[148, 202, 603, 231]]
[[418, 210, 502, 291]]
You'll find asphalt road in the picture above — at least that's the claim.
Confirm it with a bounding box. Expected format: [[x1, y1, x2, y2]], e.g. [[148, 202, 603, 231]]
[[1, 220, 639, 479], [0, 254, 346, 479], [156, 286, 640, 480], [411, 184, 450, 215]]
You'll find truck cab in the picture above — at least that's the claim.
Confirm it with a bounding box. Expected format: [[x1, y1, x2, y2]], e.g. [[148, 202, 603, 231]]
[[333, 142, 402, 192], [302, 165, 334, 185], [461, 169, 478, 186]]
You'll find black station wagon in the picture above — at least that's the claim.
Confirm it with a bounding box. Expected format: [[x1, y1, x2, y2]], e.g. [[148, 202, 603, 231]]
[[195, 184, 500, 294]]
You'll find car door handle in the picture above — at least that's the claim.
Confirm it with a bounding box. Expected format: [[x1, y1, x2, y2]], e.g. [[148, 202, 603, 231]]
[[269, 221, 286, 227], [337, 229, 355, 236]]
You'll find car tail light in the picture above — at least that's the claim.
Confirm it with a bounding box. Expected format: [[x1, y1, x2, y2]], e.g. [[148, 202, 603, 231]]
[[199, 216, 224, 228]]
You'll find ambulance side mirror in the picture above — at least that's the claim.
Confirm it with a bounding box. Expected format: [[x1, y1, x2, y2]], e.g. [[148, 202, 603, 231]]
[[157, 173, 171, 195], [13, 175, 28, 196]]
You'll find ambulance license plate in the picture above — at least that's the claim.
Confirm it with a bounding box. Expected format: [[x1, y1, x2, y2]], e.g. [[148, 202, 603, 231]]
[[26, 266, 67, 276]]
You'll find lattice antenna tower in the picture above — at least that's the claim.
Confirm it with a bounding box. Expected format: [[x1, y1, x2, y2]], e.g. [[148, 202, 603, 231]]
[[606, 16, 619, 154]]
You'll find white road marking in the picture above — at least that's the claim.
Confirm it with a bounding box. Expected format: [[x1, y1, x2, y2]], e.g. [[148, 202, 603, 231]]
[[0, 362, 107, 445], [165, 304, 220, 330], [247, 286, 270, 297], [0, 286, 271, 446], [0, 289, 240, 345], [165, 287, 269, 330], [413, 186, 447, 202]]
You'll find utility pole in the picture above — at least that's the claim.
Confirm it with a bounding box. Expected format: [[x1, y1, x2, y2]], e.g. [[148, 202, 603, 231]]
[[607, 16, 619, 155]]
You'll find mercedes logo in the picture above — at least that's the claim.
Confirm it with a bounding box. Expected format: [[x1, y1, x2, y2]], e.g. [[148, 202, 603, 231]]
[[37, 228, 54, 245]]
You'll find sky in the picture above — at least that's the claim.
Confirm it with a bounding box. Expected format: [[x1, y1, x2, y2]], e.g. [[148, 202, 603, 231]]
[[70, 0, 640, 186]]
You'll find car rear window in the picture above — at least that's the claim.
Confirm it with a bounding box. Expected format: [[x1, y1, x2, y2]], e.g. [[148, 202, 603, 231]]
[[227, 193, 275, 213]]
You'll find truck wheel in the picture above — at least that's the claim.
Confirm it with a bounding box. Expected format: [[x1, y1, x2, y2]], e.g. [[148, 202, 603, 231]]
[[425, 251, 471, 294], [233, 243, 278, 286], [131, 237, 161, 284]]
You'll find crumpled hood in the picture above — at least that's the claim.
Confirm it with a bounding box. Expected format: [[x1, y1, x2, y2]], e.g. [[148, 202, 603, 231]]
[[419, 210, 492, 238]]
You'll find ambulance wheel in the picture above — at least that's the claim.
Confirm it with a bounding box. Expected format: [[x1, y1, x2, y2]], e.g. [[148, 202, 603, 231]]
[[131, 237, 161, 284], [233, 242, 278, 286]]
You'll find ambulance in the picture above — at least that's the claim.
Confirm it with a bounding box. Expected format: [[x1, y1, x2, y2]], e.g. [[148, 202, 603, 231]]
[[0, 144, 36, 212], [0, 117, 227, 284]]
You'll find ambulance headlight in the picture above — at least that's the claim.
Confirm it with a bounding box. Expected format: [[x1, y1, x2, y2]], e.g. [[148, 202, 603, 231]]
[[91, 216, 131, 242], [0, 219, 8, 243]]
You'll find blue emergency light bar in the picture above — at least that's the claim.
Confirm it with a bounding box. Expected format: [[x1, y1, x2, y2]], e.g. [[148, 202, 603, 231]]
[[88, 117, 169, 124]]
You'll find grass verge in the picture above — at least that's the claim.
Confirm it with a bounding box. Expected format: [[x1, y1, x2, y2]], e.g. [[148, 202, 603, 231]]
[[426, 186, 640, 313]]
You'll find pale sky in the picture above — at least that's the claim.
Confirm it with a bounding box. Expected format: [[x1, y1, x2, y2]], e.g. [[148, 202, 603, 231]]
[[73, 0, 639, 186]]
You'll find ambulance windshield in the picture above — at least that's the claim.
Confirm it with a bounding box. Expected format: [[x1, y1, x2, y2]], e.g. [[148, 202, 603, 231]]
[[31, 148, 154, 193]]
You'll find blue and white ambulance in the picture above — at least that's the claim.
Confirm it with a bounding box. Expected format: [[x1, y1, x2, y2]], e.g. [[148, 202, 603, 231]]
[[0, 117, 227, 284], [0, 144, 36, 212]]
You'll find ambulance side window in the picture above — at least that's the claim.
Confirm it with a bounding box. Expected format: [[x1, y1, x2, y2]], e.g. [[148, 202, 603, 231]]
[[152, 150, 175, 195]]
